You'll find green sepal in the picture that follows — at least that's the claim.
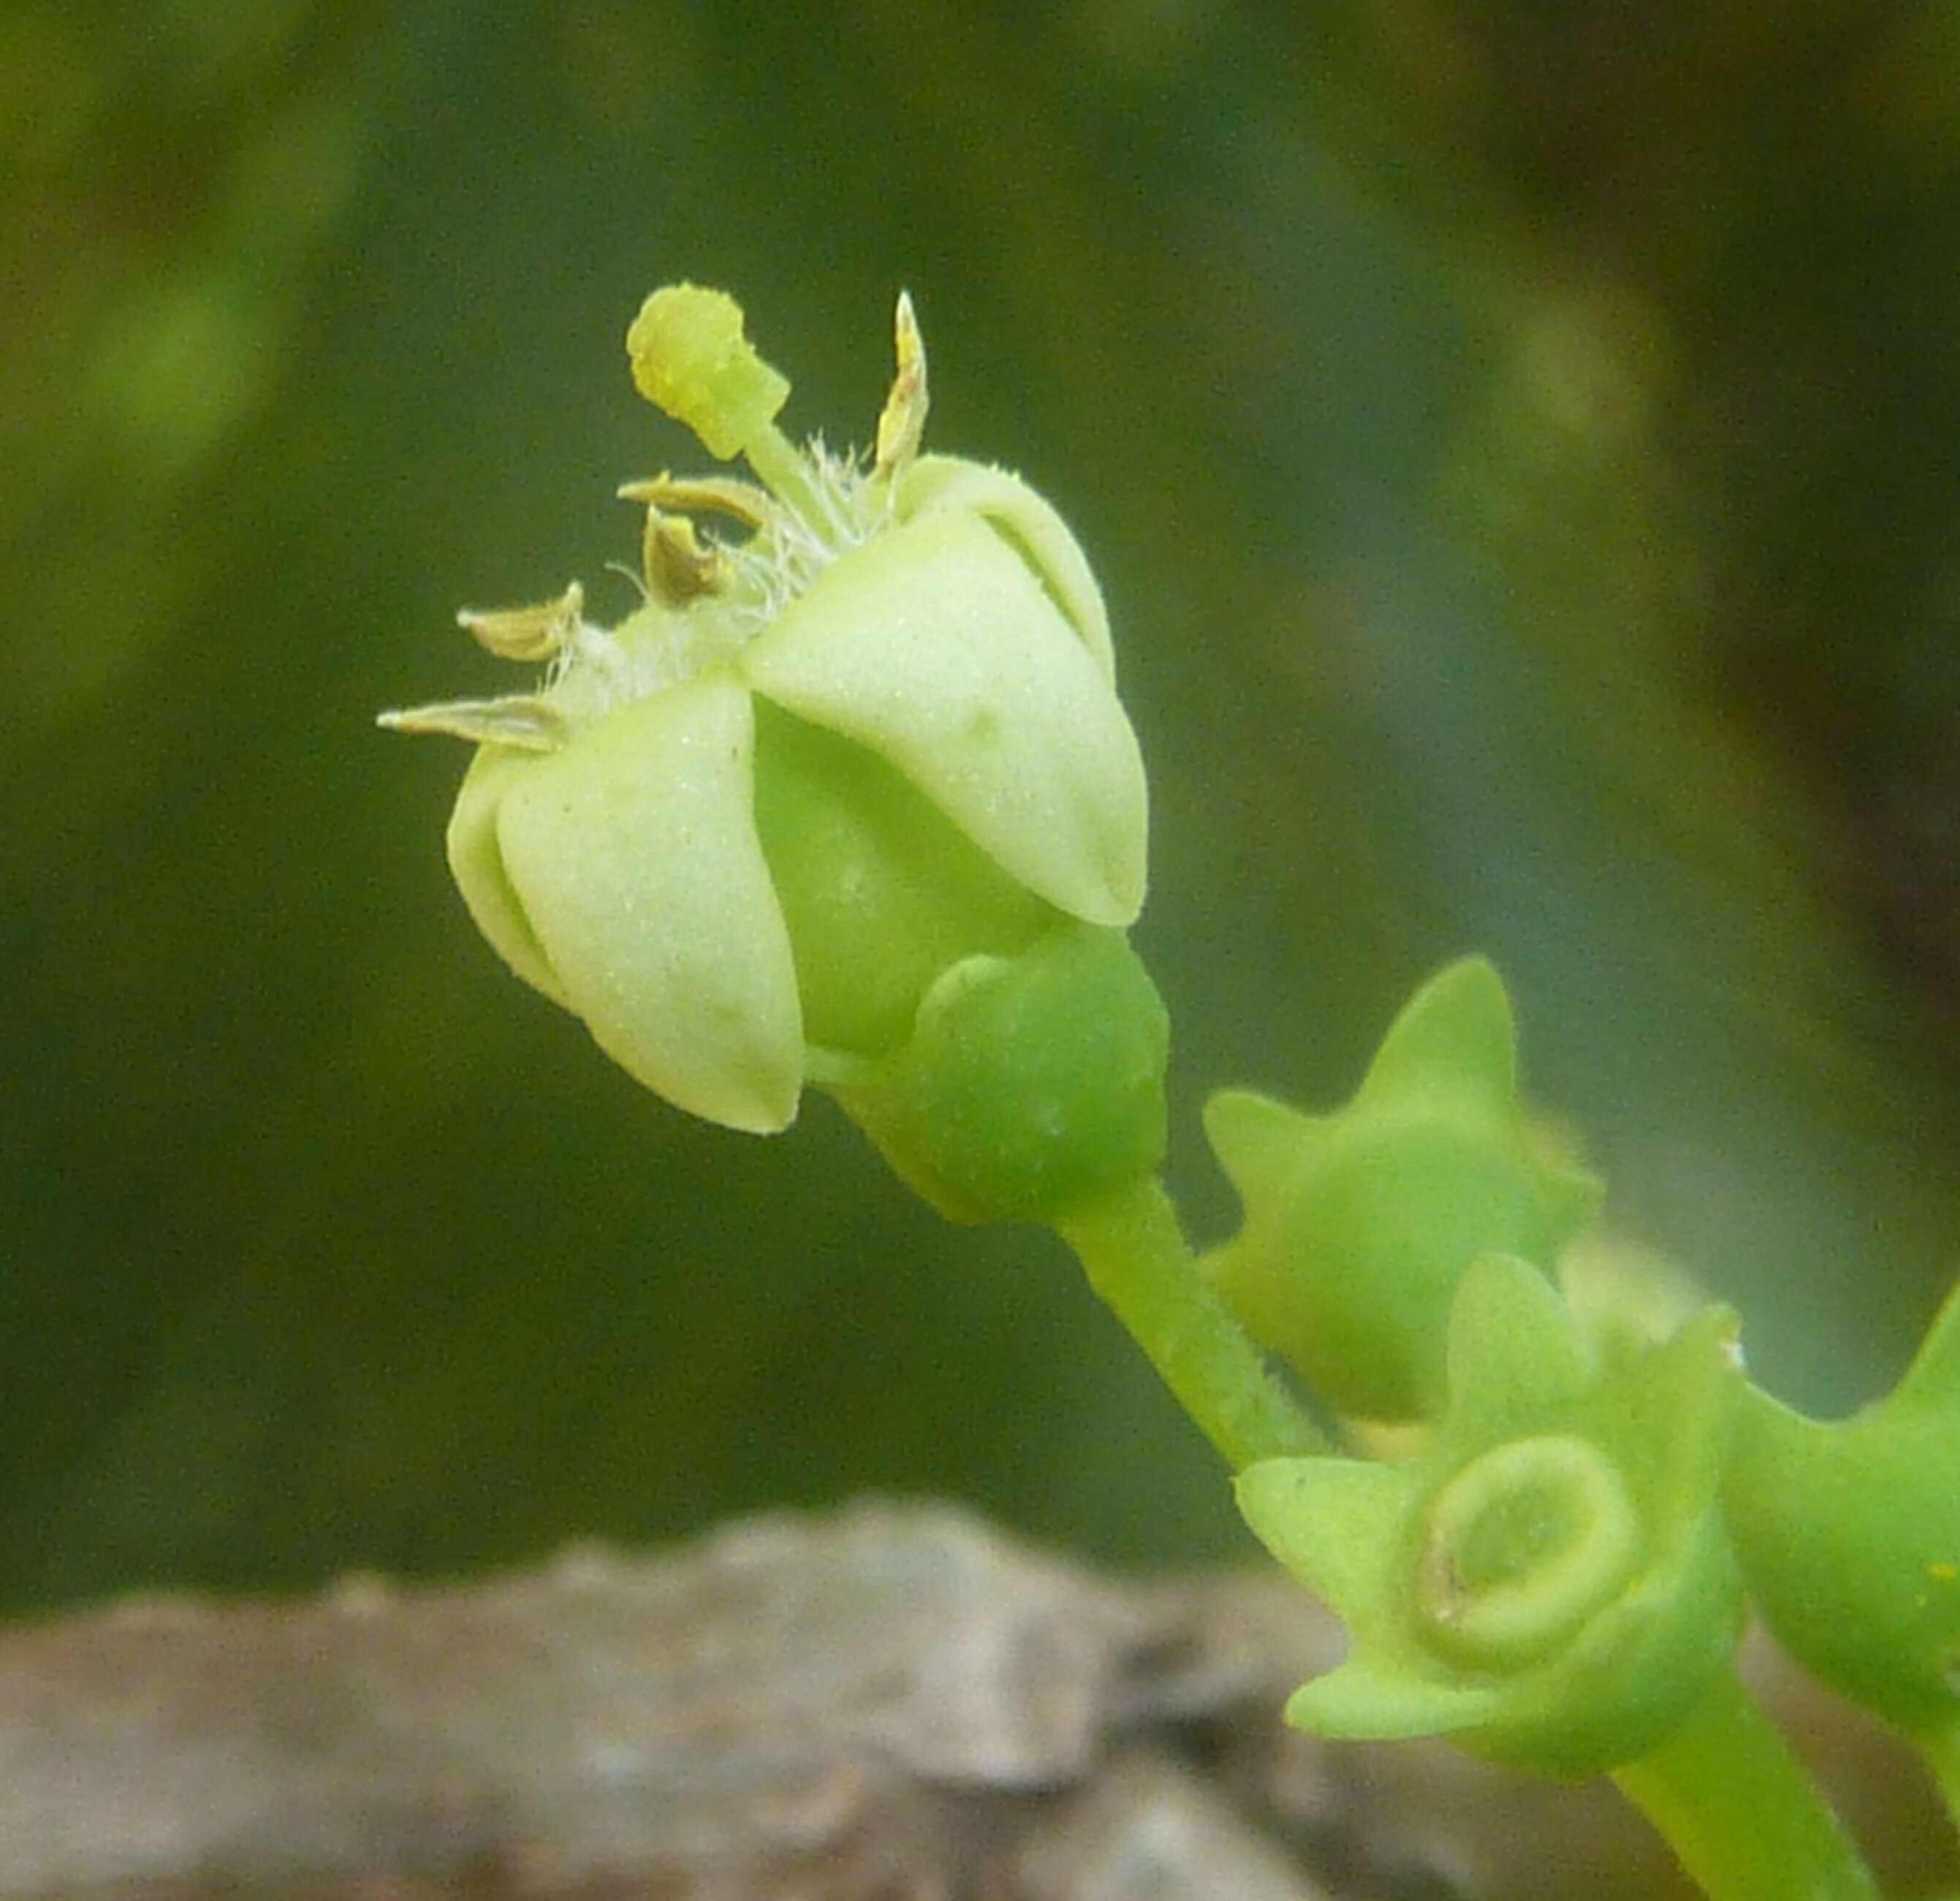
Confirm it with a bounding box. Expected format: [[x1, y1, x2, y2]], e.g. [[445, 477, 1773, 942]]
[[1204, 958, 1603, 1422], [1724, 1275, 1960, 1734], [1234, 1456, 1407, 1609], [1235, 1254, 1746, 1779], [1285, 1655, 1505, 1742], [1359, 954, 1518, 1117], [829, 924, 1169, 1226], [1444, 1240, 1594, 1438]]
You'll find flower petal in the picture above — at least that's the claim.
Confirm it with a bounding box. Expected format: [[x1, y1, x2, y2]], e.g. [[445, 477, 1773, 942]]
[[894, 453, 1114, 677], [493, 670, 804, 1132], [745, 506, 1147, 925], [446, 744, 571, 1008]]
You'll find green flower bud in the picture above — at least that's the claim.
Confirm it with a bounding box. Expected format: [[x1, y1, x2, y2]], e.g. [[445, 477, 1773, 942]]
[[1202, 958, 1602, 1422], [1724, 1276, 1960, 1744], [1235, 1253, 1746, 1778], [381, 286, 1148, 1136], [830, 923, 1170, 1226]]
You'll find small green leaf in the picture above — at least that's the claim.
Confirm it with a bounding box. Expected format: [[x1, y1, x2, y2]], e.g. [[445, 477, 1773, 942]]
[[1598, 1302, 1742, 1533]]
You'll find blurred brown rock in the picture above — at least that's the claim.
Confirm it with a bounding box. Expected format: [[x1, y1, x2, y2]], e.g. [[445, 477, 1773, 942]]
[[0, 1501, 1947, 1900]]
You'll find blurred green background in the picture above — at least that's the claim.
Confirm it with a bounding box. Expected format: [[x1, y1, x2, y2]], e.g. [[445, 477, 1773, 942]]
[[7, 0, 1960, 1612]]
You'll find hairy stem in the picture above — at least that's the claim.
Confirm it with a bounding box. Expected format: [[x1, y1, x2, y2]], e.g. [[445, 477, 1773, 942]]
[[1056, 1175, 1328, 1471], [1612, 1667, 1880, 1901]]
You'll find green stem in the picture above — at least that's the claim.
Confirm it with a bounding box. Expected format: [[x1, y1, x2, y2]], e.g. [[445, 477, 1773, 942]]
[[1611, 1667, 1880, 1901], [1055, 1175, 1329, 1471]]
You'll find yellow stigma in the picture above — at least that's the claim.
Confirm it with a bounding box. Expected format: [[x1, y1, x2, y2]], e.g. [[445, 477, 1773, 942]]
[[626, 284, 791, 461]]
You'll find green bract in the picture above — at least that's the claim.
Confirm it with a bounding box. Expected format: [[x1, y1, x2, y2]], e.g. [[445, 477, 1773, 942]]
[[1202, 958, 1602, 1421], [1724, 1278, 1960, 1750], [1235, 1252, 1745, 1777], [381, 286, 1148, 1136]]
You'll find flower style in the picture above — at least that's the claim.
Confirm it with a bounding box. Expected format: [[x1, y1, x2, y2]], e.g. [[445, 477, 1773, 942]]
[[1203, 958, 1602, 1422], [1235, 1251, 1745, 1777], [381, 286, 1147, 1135]]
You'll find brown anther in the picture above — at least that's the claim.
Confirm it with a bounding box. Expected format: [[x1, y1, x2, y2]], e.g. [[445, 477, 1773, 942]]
[[618, 473, 772, 528], [873, 290, 929, 481], [455, 583, 584, 661], [376, 694, 566, 752], [642, 507, 732, 602]]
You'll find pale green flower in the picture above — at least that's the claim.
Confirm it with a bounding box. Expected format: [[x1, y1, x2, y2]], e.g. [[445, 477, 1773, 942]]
[[382, 287, 1146, 1134]]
